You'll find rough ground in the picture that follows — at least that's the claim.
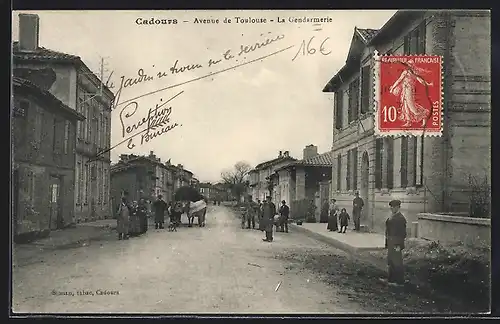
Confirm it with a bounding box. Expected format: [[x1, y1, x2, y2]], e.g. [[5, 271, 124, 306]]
[[11, 206, 474, 314]]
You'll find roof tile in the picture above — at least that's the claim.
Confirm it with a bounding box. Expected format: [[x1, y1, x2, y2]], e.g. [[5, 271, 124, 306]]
[[12, 41, 81, 62], [356, 28, 379, 43]]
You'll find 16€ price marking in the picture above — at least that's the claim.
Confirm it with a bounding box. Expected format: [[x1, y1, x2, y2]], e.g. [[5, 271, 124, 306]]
[[292, 36, 331, 61]]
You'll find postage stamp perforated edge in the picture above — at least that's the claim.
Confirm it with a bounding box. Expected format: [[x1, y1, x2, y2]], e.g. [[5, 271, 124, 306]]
[[372, 50, 444, 138]]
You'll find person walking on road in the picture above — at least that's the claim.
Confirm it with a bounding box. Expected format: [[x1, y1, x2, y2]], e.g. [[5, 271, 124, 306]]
[[137, 198, 148, 234], [262, 195, 276, 242], [117, 196, 131, 240], [153, 194, 167, 229], [352, 191, 364, 231], [385, 199, 407, 286], [327, 198, 339, 232], [338, 208, 350, 233], [246, 197, 256, 229], [278, 200, 290, 233], [257, 199, 265, 231]]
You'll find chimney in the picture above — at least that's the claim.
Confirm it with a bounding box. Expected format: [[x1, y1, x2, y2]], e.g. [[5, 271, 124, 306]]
[[177, 164, 183, 169], [303, 144, 318, 160], [279, 151, 283, 158], [283, 151, 290, 158], [18, 14, 40, 52], [120, 154, 128, 162]]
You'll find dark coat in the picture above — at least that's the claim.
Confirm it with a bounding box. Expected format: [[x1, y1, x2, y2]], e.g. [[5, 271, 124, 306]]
[[153, 199, 168, 223], [339, 211, 350, 227], [385, 212, 407, 249], [262, 201, 276, 232]]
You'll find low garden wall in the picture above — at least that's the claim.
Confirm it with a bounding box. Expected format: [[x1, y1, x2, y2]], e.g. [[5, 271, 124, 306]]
[[417, 213, 490, 247]]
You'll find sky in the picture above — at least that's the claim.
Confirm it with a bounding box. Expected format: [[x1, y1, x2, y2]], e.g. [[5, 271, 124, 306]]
[[12, 10, 396, 182]]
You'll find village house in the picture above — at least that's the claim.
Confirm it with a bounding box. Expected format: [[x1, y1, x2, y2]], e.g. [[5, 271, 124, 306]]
[[12, 76, 85, 242], [248, 151, 297, 202], [13, 13, 115, 224], [323, 10, 491, 233], [110, 151, 196, 211], [199, 182, 225, 202], [271, 145, 333, 222]]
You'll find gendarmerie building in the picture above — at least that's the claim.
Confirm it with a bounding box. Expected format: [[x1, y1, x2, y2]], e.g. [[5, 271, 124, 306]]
[[323, 10, 490, 232]]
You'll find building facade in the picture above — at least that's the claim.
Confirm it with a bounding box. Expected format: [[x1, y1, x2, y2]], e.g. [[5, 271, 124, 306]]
[[271, 145, 332, 221], [110, 152, 178, 208], [249, 151, 297, 202], [323, 10, 491, 232], [12, 76, 84, 241], [13, 13, 115, 224]]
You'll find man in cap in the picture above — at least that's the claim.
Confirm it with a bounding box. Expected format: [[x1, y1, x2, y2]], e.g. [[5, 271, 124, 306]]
[[385, 199, 407, 286], [262, 195, 276, 242], [352, 191, 364, 231]]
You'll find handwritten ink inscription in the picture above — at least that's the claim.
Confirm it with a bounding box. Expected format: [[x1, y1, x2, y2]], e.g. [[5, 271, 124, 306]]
[[118, 91, 183, 150], [291, 36, 331, 61]]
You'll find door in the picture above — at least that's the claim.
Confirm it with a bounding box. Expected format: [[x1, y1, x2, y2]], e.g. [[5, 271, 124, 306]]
[[360, 151, 370, 224], [49, 176, 62, 230]]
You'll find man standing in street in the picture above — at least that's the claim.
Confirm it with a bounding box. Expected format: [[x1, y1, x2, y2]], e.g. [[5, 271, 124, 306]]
[[262, 195, 276, 242], [153, 194, 167, 229], [385, 199, 407, 286], [246, 196, 256, 229], [352, 191, 364, 231], [278, 200, 290, 233]]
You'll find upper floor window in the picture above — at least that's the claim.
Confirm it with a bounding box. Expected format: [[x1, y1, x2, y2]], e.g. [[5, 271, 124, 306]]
[[360, 65, 371, 114], [336, 154, 342, 191], [404, 21, 426, 55], [334, 90, 343, 129], [348, 78, 360, 123], [63, 120, 70, 154], [374, 138, 383, 189]]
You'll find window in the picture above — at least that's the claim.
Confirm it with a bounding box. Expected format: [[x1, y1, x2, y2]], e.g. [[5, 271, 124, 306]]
[[97, 163, 101, 204], [334, 91, 343, 129], [375, 138, 383, 189], [52, 118, 58, 152], [352, 149, 358, 190], [33, 108, 43, 147], [360, 66, 371, 114], [26, 170, 36, 205], [85, 163, 91, 204], [63, 121, 70, 154], [97, 113, 102, 148], [76, 160, 82, 204], [336, 154, 342, 191], [346, 151, 351, 191], [385, 138, 394, 189], [400, 137, 408, 188], [348, 79, 360, 123], [404, 21, 426, 55], [411, 136, 419, 186]]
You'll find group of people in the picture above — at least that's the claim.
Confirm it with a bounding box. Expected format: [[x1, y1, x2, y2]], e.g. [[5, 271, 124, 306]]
[[324, 191, 365, 233], [242, 196, 290, 242], [115, 192, 184, 240]]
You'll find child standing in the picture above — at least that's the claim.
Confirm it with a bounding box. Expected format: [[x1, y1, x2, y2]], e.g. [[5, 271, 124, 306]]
[[339, 208, 350, 233]]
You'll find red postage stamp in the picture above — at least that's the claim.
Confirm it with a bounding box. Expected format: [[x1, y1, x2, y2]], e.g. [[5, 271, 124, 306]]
[[374, 54, 443, 136]]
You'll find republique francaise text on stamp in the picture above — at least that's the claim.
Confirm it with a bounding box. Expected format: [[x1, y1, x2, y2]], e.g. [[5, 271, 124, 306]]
[[373, 51, 443, 137]]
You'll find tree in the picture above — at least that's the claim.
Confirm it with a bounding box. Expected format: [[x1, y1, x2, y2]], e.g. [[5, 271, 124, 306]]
[[221, 161, 252, 204]]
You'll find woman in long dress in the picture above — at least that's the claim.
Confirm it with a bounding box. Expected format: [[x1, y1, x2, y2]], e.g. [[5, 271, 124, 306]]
[[327, 198, 340, 232], [117, 197, 130, 240], [389, 60, 434, 127]]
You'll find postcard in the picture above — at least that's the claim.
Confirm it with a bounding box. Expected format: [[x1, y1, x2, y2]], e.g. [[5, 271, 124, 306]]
[[10, 9, 491, 315]]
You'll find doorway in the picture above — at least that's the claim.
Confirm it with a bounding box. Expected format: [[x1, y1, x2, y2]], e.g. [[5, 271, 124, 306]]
[[360, 151, 370, 224], [49, 176, 62, 230]]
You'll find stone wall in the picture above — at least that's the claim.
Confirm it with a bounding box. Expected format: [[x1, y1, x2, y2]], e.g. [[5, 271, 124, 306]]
[[417, 213, 490, 247]]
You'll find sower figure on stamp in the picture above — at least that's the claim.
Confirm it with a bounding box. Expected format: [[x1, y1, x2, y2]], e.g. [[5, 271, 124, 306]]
[[262, 195, 276, 242], [389, 60, 433, 127], [385, 199, 407, 286], [352, 191, 364, 231]]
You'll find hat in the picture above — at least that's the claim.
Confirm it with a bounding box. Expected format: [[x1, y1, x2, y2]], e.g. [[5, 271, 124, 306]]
[[389, 200, 401, 207], [266, 195, 272, 199]]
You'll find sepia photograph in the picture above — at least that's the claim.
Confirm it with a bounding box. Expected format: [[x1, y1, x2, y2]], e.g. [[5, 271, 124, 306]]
[[10, 9, 491, 315]]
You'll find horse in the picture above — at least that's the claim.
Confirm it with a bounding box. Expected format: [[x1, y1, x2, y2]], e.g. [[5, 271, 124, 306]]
[[183, 201, 207, 227]]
